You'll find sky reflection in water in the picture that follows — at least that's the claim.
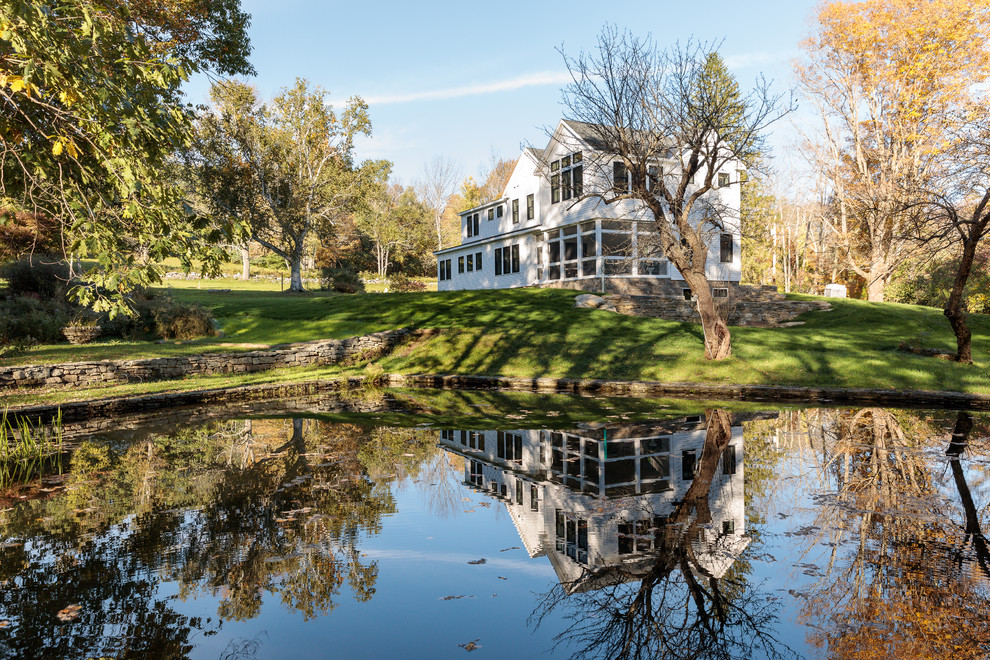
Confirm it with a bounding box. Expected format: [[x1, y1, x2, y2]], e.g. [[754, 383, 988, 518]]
[[0, 394, 988, 659]]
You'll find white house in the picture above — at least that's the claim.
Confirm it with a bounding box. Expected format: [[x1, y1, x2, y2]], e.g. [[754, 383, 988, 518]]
[[438, 415, 747, 591], [436, 119, 743, 297]]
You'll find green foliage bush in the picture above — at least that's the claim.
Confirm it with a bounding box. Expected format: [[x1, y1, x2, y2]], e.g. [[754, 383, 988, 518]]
[[0, 257, 74, 301], [0, 296, 72, 344], [386, 272, 426, 293], [320, 267, 365, 294], [887, 247, 990, 314]]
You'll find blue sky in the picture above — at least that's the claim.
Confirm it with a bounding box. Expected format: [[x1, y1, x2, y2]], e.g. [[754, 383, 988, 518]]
[[185, 0, 820, 186]]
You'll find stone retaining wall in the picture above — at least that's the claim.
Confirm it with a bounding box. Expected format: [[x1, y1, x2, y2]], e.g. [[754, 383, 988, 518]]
[[604, 293, 830, 327], [0, 328, 432, 390]]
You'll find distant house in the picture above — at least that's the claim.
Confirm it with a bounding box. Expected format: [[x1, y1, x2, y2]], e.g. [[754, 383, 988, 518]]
[[436, 119, 742, 298]]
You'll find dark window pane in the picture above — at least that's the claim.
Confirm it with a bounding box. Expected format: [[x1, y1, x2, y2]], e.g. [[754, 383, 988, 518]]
[[564, 238, 578, 261], [549, 264, 560, 280], [548, 241, 561, 264], [476, 252, 482, 270], [497, 205, 504, 217], [723, 445, 737, 475], [613, 161, 628, 191], [512, 199, 519, 223], [601, 232, 631, 257], [572, 165, 583, 196], [561, 169, 571, 201], [458, 256, 464, 273], [581, 234, 597, 258], [527, 194, 534, 219], [564, 262, 577, 278], [720, 233, 733, 263], [466, 254, 473, 271], [511, 245, 520, 272], [551, 174, 560, 204], [682, 450, 696, 481], [582, 259, 597, 276], [495, 248, 503, 275], [503, 248, 511, 274]]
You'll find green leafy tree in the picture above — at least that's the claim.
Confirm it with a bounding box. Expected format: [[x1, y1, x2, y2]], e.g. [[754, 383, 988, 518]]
[[193, 78, 380, 291], [0, 0, 253, 314]]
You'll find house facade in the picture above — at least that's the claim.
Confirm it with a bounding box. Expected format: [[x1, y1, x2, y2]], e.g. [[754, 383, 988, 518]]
[[436, 119, 743, 297]]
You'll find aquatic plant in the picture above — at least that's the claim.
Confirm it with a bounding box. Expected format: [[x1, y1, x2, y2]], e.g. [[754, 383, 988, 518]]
[[0, 408, 63, 487]]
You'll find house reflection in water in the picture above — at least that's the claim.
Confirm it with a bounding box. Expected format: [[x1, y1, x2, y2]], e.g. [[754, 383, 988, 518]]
[[438, 415, 747, 591]]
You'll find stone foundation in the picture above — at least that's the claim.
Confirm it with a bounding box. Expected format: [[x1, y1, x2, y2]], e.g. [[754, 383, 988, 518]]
[[0, 328, 436, 391], [602, 285, 830, 327]]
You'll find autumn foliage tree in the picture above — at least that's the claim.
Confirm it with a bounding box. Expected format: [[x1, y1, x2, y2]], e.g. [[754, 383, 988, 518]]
[[796, 0, 990, 302]]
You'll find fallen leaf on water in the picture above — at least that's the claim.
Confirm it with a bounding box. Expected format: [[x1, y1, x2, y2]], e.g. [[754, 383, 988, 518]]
[[57, 605, 82, 622], [467, 558, 486, 565], [463, 509, 475, 513], [440, 595, 469, 601], [458, 639, 481, 651], [0, 620, 9, 628], [497, 576, 508, 580], [499, 547, 521, 552], [461, 497, 472, 502]]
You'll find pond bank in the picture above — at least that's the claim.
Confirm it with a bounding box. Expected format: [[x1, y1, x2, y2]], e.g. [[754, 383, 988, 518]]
[[8, 372, 990, 423]]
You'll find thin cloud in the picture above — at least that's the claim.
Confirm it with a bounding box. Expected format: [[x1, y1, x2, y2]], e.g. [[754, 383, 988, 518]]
[[347, 71, 573, 106], [724, 51, 796, 71]]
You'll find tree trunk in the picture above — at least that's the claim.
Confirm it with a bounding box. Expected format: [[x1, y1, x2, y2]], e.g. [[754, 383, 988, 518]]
[[866, 272, 885, 302], [684, 272, 731, 360], [288, 248, 305, 292], [944, 238, 978, 363], [241, 244, 250, 280]]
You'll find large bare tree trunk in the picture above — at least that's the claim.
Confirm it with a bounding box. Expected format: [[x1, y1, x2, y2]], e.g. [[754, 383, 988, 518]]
[[684, 272, 732, 360], [288, 246, 305, 292]]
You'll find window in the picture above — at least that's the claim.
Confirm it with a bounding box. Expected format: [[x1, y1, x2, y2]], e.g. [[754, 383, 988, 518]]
[[512, 199, 519, 224], [494, 245, 520, 276], [458, 256, 465, 274], [530, 484, 539, 511], [526, 194, 534, 219], [466, 254, 473, 272], [488, 208, 494, 221], [497, 431, 523, 461], [720, 233, 733, 263], [683, 288, 693, 300], [497, 205, 504, 218], [723, 445, 737, 475], [718, 172, 730, 187], [682, 450, 696, 481], [515, 479, 523, 504], [438, 258, 453, 281], [712, 287, 728, 298], [466, 216, 473, 238], [466, 213, 480, 237], [475, 252, 482, 270], [550, 152, 583, 204], [613, 161, 630, 192], [722, 520, 736, 535]]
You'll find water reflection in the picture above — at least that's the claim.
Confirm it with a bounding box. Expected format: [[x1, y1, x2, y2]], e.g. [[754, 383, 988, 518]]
[[0, 418, 431, 658], [440, 410, 794, 659], [0, 398, 989, 658]]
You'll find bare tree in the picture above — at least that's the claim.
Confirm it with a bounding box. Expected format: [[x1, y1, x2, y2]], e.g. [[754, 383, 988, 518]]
[[418, 154, 460, 251], [557, 28, 791, 359]]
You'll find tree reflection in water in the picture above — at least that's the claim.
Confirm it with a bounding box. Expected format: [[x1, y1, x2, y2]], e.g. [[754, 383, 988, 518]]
[[531, 410, 796, 660], [0, 418, 441, 659], [783, 408, 990, 658]]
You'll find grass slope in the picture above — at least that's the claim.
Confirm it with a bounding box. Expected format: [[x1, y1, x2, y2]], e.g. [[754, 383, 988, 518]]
[[3, 279, 989, 400]]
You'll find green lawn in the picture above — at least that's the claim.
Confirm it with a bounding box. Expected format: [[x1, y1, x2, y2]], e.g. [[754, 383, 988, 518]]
[[3, 280, 990, 402]]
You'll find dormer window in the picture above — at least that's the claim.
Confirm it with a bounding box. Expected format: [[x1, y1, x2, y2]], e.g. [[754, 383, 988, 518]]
[[466, 213, 480, 237], [718, 172, 730, 187]]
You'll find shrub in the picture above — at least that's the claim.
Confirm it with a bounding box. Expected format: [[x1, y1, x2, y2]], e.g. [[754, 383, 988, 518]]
[[386, 272, 426, 293], [150, 300, 217, 340], [320, 266, 365, 294], [887, 248, 990, 313], [0, 256, 74, 301], [0, 295, 72, 344]]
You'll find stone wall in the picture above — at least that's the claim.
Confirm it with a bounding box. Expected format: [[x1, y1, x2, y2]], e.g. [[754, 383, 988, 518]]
[[0, 328, 432, 391], [603, 286, 830, 327]]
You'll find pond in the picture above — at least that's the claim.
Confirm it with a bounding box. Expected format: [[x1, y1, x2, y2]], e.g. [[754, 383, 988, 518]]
[[0, 389, 989, 659]]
